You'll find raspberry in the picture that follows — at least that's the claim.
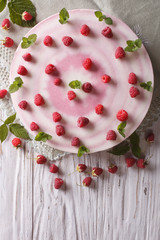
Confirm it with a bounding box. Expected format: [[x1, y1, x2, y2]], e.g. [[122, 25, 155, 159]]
[[82, 58, 92, 70], [83, 177, 92, 187], [22, 11, 33, 21], [129, 86, 140, 98], [54, 178, 64, 189], [108, 165, 118, 174], [45, 64, 56, 74], [67, 91, 76, 100], [77, 117, 89, 128], [17, 65, 28, 76], [30, 122, 39, 131], [12, 138, 21, 148], [82, 82, 92, 93], [0, 89, 7, 99], [101, 27, 113, 38], [1, 18, 10, 30], [22, 53, 32, 61], [125, 157, 136, 167], [116, 109, 128, 121], [36, 155, 47, 164], [128, 72, 137, 84], [76, 164, 87, 172], [18, 100, 28, 110], [71, 137, 80, 146], [136, 159, 148, 169], [115, 47, 125, 59], [62, 36, 73, 46], [54, 78, 62, 85], [34, 94, 45, 106], [106, 130, 117, 140], [2, 37, 14, 47], [92, 167, 103, 177], [56, 125, 65, 136], [101, 74, 111, 83], [80, 24, 90, 36], [50, 164, 59, 173], [146, 133, 154, 143], [43, 35, 53, 46], [52, 112, 62, 122], [95, 104, 104, 114]]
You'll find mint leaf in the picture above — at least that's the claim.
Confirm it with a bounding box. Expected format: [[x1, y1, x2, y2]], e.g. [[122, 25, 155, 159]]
[[126, 40, 134, 47], [117, 121, 127, 138], [0, 124, 8, 143], [8, 0, 36, 27], [9, 77, 23, 93], [69, 80, 82, 89], [125, 46, 134, 52], [94, 11, 113, 25], [109, 141, 130, 156], [99, 16, 104, 21], [78, 145, 90, 157], [95, 11, 102, 18], [28, 34, 37, 43], [140, 81, 153, 92], [0, 0, 7, 13], [129, 132, 141, 158], [4, 113, 16, 125], [104, 17, 113, 25], [21, 34, 37, 49], [59, 8, 69, 24], [125, 39, 142, 52], [35, 132, 52, 142], [9, 123, 30, 139], [135, 39, 142, 48]]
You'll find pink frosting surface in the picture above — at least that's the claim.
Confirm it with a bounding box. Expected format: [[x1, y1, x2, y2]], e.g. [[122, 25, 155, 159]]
[[10, 9, 154, 153]]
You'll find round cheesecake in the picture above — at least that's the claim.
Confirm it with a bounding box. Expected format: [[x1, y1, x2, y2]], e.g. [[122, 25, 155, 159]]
[[10, 9, 154, 153]]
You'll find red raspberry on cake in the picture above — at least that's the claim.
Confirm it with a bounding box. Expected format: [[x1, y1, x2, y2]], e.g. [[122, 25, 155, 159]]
[[129, 86, 140, 98], [80, 24, 90, 36], [22, 11, 32, 21], [1, 18, 10, 30], [0, 89, 7, 99], [71, 137, 80, 146], [12, 138, 21, 148], [101, 74, 111, 83], [30, 122, 39, 131], [67, 91, 76, 100], [43, 35, 53, 46], [115, 47, 125, 59], [45, 64, 56, 74], [128, 72, 137, 84], [77, 117, 89, 128], [116, 109, 128, 121], [95, 104, 104, 114], [50, 164, 59, 173], [34, 94, 45, 106], [62, 36, 73, 46], [18, 100, 28, 110], [82, 58, 92, 70], [106, 130, 117, 140], [101, 27, 113, 38], [54, 178, 64, 189], [53, 112, 62, 122], [2, 37, 14, 47], [17, 65, 28, 75], [54, 78, 62, 85], [56, 125, 65, 136], [22, 53, 32, 61], [82, 82, 92, 93]]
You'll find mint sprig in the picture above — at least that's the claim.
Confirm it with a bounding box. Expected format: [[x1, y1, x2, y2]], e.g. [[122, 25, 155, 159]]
[[0, 0, 7, 13], [129, 132, 141, 158], [94, 11, 113, 25], [78, 145, 90, 157], [109, 141, 130, 156], [124, 39, 142, 52], [9, 77, 23, 93], [69, 80, 82, 89], [59, 8, 69, 24], [117, 121, 127, 138], [35, 132, 52, 142], [21, 34, 37, 49], [140, 81, 152, 92]]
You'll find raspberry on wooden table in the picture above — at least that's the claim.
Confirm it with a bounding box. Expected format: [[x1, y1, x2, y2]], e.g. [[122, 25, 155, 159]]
[[0, 89, 7, 98], [1, 18, 10, 30], [54, 178, 64, 189], [125, 157, 136, 167], [12, 138, 21, 148], [2, 37, 14, 47], [83, 177, 92, 187], [36, 155, 47, 164], [108, 165, 118, 174], [50, 164, 59, 173]]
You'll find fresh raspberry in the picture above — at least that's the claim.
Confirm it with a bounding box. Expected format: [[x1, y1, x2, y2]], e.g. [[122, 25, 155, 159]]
[[0, 89, 7, 98], [106, 130, 117, 140], [101, 27, 113, 38], [43, 35, 53, 46], [82, 82, 92, 93], [54, 78, 62, 86], [71, 137, 80, 146], [52, 112, 62, 122], [56, 125, 65, 136], [116, 109, 128, 121], [12, 138, 21, 148], [30, 122, 39, 131], [17, 65, 28, 75], [80, 24, 90, 36], [129, 86, 140, 98], [125, 157, 136, 167], [95, 104, 104, 114], [101, 74, 111, 83], [50, 164, 59, 173], [22, 11, 33, 21], [67, 91, 76, 100], [136, 159, 148, 169], [128, 72, 137, 84], [18, 100, 28, 110], [146, 133, 154, 143], [62, 36, 73, 46], [1, 18, 10, 30], [54, 178, 64, 189], [2, 37, 14, 47], [83, 177, 92, 187], [92, 167, 103, 177], [115, 47, 125, 59], [22, 52, 32, 61], [76, 164, 87, 172], [77, 117, 89, 128], [108, 165, 118, 174], [34, 94, 45, 106], [45, 64, 56, 74], [36, 155, 47, 164], [82, 58, 92, 70]]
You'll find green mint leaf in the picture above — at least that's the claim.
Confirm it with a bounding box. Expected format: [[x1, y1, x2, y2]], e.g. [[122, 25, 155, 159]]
[[14, 77, 23, 87], [132, 47, 139, 52], [134, 39, 142, 48], [104, 17, 113, 25], [0, 124, 8, 143], [147, 81, 152, 86], [22, 37, 28, 43], [69, 80, 82, 89], [9, 77, 23, 93], [126, 40, 134, 47], [27, 34, 37, 43], [95, 11, 113, 24], [9, 123, 30, 139], [125, 46, 134, 52], [129, 132, 141, 158], [59, 8, 69, 24], [4, 113, 16, 125], [118, 129, 125, 138], [21, 42, 30, 49], [117, 121, 127, 138], [35, 132, 52, 142], [109, 141, 130, 156], [140, 81, 153, 92], [0, 0, 7, 13], [99, 16, 104, 21], [125, 39, 142, 52], [21, 34, 37, 49], [8, 0, 36, 27], [95, 11, 102, 18], [9, 84, 19, 93], [78, 145, 90, 157]]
